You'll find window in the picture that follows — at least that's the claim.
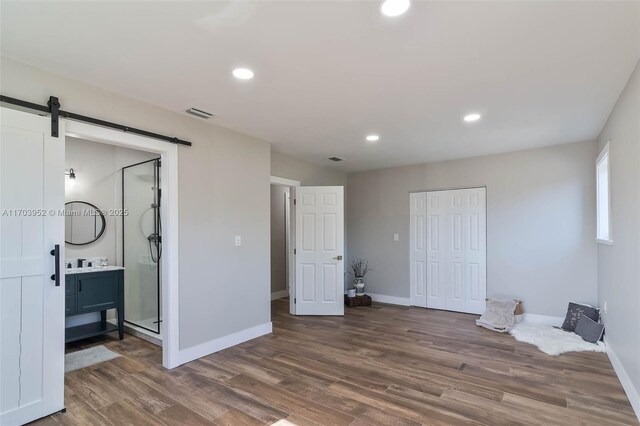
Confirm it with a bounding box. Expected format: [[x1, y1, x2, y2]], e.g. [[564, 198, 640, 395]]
[[596, 142, 612, 244]]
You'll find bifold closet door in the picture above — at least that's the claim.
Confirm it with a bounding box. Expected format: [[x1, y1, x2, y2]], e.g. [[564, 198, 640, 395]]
[[443, 188, 487, 314], [410, 188, 486, 314], [409, 193, 427, 307]]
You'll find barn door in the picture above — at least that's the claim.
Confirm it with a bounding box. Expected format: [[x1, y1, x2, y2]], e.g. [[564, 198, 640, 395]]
[[0, 107, 66, 425]]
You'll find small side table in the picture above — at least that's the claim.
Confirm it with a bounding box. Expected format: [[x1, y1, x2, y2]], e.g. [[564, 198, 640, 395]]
[[344, 294, 372, 307]]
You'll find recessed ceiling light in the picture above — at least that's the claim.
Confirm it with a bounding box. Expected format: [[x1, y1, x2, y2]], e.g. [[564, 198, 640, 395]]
[[232, 68, 254, 80], [463, 113, 481, 122], [380, 0, 411, 17], [366, 134, 380, 142]]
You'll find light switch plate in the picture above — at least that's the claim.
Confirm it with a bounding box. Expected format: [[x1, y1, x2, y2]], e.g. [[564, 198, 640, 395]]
[[235, 235, 242, 247], [393, 233, 399, 241]]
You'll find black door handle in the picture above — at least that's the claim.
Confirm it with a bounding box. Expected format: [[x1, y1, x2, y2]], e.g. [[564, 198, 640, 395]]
[[78, 280, 82, 292], [50, 244, 60, 286]]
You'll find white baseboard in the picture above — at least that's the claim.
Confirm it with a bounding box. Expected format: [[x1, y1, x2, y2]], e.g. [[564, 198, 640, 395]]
[[521, 313, 564, 326], [175, 322, 272, 367], [605, 337, 640, 420], [271, 290, 288, 300], [367, 293, 411, 306]]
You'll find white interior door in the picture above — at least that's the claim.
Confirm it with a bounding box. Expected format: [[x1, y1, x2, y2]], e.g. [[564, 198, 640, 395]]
[[410, 188, 486, 314], [445, 191, 468, 313], [295, 186, 344, 315], [458, 188, 487, 314], [1, 108, 65, 425], [409, 193, 427, 307], [426, 192, 446, 309]]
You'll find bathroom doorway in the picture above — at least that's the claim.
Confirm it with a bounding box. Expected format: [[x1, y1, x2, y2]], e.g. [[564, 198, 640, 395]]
[[122, 158, 162, 339], [65, 120, 180, 369], [64, 138, 163, 346]]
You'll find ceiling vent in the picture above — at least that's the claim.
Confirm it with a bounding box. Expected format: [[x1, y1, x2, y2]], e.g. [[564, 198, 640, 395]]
[[186, 108, 216, 119], [328, 156, 344, 162]]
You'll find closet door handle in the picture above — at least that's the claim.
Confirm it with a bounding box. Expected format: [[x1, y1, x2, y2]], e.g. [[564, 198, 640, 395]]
[[50, 244, 60, 286]]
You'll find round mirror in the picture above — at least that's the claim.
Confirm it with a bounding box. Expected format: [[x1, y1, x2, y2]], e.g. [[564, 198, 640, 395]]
[[65, 201, 106, 246]]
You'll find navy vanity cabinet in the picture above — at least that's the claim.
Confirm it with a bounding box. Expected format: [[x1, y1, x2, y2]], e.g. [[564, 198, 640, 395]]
[[65, 269, 124, 343], [65, 274, 76, 316]]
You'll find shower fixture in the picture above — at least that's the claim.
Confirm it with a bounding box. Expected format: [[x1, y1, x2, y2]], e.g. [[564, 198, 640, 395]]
[[148, 161, 162, 263]]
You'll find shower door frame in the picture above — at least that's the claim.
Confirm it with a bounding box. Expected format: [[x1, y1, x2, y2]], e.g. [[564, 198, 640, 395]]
[[122, 157, 162, 334], [65, 120, 181, 369]]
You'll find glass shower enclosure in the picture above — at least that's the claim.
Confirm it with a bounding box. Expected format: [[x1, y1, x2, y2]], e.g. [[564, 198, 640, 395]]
[[122, 158, 162, 334]]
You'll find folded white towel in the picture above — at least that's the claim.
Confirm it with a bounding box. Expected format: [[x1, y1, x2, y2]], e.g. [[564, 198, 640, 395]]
[[476, 298, 517, 332]]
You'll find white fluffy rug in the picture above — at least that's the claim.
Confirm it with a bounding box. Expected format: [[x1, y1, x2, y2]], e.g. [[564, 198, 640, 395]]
[[510, 323, 606, 356]]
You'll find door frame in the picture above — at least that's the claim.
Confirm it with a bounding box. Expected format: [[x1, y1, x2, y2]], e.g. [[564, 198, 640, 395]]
[[270, 176, 300, 315], [65, 120, 180, 369], [409, 186, 488, 313]]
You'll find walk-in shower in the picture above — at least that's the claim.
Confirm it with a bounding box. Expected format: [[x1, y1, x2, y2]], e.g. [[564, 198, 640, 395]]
[[122, 158, 161, 335]]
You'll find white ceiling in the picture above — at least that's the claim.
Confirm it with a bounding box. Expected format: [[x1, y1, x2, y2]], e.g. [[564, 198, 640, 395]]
[[2, 1, 639, 172]]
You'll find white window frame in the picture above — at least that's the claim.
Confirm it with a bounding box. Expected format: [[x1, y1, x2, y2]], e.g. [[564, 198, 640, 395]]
[[596, 142, 613, 245]]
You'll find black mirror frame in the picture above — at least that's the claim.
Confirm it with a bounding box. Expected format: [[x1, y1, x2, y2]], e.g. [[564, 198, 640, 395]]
[[65, 200, 106, 246]]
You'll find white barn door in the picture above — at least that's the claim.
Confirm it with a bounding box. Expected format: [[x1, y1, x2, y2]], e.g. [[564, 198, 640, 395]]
[[410, 188, 486, 314], [1, 108, 66, 425], [295, 186, 344, 315]]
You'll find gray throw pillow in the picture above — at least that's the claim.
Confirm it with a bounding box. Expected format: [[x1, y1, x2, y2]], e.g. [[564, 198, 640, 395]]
[[575, 316, 605, 343], [562, 302, 599, 332]]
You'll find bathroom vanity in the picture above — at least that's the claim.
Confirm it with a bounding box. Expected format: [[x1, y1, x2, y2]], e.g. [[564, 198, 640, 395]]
[[65, 266, 125, 343]]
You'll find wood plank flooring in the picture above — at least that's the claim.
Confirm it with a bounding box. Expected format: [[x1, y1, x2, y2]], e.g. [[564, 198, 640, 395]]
[[33, 299, 637, 425]]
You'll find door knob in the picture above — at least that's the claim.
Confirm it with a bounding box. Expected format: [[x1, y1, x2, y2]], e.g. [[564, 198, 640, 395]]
[[333, 255, 343, 260]]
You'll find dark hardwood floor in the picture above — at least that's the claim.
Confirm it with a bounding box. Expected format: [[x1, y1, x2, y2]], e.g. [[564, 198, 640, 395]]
[[34, 299, 637, 425]]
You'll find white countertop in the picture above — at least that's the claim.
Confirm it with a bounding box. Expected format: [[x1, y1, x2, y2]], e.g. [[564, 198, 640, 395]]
[[66, 266, 125, 274]]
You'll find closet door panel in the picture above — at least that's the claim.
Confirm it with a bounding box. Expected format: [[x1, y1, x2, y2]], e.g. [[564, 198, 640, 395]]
[[425, 192, 445, 309], [445, 192, 467, 312], [464, 188, 487, 314], [410, 193, 428, 307]]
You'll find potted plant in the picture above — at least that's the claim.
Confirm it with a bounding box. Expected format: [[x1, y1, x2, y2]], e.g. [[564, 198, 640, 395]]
[[349, 257, 369, 296]]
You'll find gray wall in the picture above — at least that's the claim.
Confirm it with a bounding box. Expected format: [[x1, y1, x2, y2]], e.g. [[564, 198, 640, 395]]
[[270, 185, 288, 294], [597, 61, 640, 409], [347, 140, 598, 317], [65, 137, 157, 264], [1, 57, 271, 351], [271, 151, 347, 186]]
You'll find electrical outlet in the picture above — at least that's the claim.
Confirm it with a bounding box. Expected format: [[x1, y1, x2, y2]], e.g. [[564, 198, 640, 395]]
[[393, 233, 399, 241], [234, 235, 242, 247], [603, 301, 607, 314]]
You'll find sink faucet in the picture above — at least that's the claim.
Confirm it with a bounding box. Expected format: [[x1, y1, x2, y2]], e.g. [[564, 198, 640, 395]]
[[77, 258, 86, 268]]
